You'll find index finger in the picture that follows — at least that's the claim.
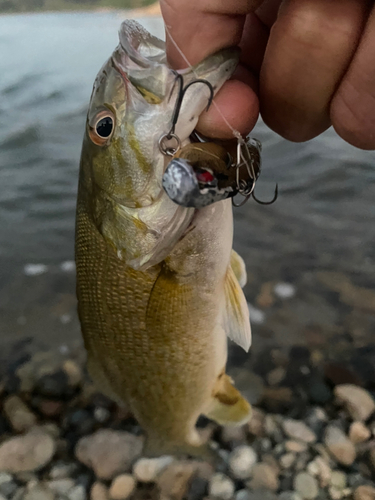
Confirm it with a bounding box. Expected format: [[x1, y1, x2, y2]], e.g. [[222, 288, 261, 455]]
[[160, 0, 266, 137]]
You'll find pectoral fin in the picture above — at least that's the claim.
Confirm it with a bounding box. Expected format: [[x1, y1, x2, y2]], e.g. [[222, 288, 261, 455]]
[[230, 249, 247, 288], [204, 372, 251, 426], [223, 265, 251, 352]]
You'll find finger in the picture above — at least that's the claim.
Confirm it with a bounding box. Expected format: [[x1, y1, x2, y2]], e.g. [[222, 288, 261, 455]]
[[331, 5, 375, 150], [259, 0, 369, 142], [197, 72, 260, 139]]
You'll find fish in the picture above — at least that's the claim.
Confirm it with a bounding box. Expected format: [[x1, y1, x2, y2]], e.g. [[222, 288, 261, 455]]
[[75, 20, 252, 460], [162, 137, 262, 208]]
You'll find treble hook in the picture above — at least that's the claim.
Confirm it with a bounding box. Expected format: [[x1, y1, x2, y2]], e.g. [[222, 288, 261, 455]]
[[252, 184, 278, 205]]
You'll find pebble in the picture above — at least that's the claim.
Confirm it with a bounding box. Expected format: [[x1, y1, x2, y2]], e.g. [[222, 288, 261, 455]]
[[209, 473, 235, 500], [91, 482, 110, 500], [0, 494, 7, 500], [0, 429, 55, 473], [68, 484, 86, 500], [228, 445, 257, 480], [349, 421, 371, 443], [158, 461, 197, 500], [354, 486, 375, 500], [23, 483, 55, 500], [3, 395, 37, 432], [248, 463, 279, 491], [306, 457, 331, 488], [267, 367, 286, 386], [274, 282, 296, 299], [247, 303, 265, 324], [330, 471, 346, 490], [24, 263, 48, 276], [279, 453, 296, 469], [75, 429, 143, 479], [324, 425, 356, 466], [221, 425, 247, 445], [285, 440, 308, 453], [294, 472, 319, 500], [334, 384, 375, 421], [282, 419, 316, 443], [62, 359, 82, 387], [132, 456, 173, 482], [48, 478, 75, 495], [248, 407, 265, 437], [109, 474, 136, 500]]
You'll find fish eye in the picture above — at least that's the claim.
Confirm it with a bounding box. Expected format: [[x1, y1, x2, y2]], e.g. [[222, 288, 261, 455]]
[[96, 116, 113, 138], [89, 110, 115, 146]]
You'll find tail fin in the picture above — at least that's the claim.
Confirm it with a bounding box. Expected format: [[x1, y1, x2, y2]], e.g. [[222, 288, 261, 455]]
[[204, 372, 252, 427]]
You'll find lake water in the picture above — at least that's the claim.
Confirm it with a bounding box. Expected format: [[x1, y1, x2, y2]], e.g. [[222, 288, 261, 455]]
[[1, 12, 375, 363]]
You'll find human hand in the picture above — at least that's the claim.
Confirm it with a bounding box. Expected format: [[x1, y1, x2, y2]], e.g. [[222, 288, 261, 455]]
[[160, 0, 375, 150]]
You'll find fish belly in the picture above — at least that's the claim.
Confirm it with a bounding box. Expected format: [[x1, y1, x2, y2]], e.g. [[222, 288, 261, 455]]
[[75, 198, 227, 444]]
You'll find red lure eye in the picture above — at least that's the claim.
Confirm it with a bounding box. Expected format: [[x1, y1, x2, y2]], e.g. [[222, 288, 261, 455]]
[[196, 169, 215, 184]]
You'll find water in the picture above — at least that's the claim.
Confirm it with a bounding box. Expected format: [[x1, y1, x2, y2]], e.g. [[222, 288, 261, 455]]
[[0, 12, 374, 358]]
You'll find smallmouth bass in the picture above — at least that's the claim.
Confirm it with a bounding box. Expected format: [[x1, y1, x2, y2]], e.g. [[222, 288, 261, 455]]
[[75, 20, 252, 459]]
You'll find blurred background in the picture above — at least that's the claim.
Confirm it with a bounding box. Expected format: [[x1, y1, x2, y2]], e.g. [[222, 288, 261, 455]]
[[1, 4, 375, 498], [1, 6, 375, 370]]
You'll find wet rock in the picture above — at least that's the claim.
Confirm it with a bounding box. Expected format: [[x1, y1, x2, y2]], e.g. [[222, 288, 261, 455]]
[[349, 422, 371, 443], [306, 457, 331, 488], [294, 472, 319, 499], [35, 370, 70, 398], [221, 425, 247, 446], [324, 426, 356, 466], [3, 395, 37, 432], [267, 367, 286, 386], [158, 461, 197, 500], [0, 476, 18, 498], [94, 407, 111, 424], [329, 471, 346, 490], [354, 486, 375, 500], [91, 482, 110, 500], [68, 484, 86, 500], [48, 478, 75, 495], [109, 474, 136, 500], [248, 408, 266, 437], [248, 463, 279, 491], [285, 441, 308, 453], [62, 359, 82, 387], [228, 445, 257, 479], [209, 473, 235, 500], [305, 408, 328, 438], [236, 491, 278, 500], [133, 456, 173, 482], [334, 385, 375, 422], [282, 419, 316, 443], [49, 461, 78, 479], [23, 483, 55, 500], [75, 429, 143, 480], [279, 453, 296, 469], [0, 429, 55, 473]]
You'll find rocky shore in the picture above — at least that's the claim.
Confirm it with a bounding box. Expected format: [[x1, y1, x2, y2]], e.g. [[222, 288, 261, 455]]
[[0, 344, 374, 500]]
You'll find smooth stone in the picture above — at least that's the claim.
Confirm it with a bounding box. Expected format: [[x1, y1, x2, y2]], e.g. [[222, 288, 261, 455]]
[[334, 385, 375, 422], [349, 421, 371, 443], [62, 359, 82, 387], [49, 462, 78, 479], [75, 429, 143, 480], [282, 419, 316, 443], [0, 473, 13, 485], [306, 457, 331, 488], [247, 407, 266, 437], [48, 478, 75, 494], [354, 486, 375, 500], [228, 445, 257, 480], [91, 482, 110, 500], [285, 441, 308, 453], [329, 471, 346, 490], [0, 494, 7, 500], [23, 483, 55, 500], [294, 472, 319, 500], [274, 282, 296, 299], [0, 479, 18, 497], [68, 485, 86, 500], [267, 367, 286, 386], [209, 473, 235, 500], [109, 474, 136, 500], [158, 461, 197, 500], [279, 453, 296, 469], [0, 429, 55, 473], [133, 456, 173, 482], [35, 370, 70, 398], [324, 426, 356, 466], [3, 395, 37, 433], [236, 491, 278, 500], [248, 463, 279, 492]]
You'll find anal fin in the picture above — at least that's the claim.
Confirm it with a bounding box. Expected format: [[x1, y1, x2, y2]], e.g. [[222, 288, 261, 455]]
[[204, 372, 251, 426]]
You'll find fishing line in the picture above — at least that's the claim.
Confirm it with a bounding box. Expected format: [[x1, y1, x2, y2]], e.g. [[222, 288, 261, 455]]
[[164, 23, 244, 144]]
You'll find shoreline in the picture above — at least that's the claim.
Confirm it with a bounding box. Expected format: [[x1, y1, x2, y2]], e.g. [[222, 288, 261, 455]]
[[0, 1, 161, 17]]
